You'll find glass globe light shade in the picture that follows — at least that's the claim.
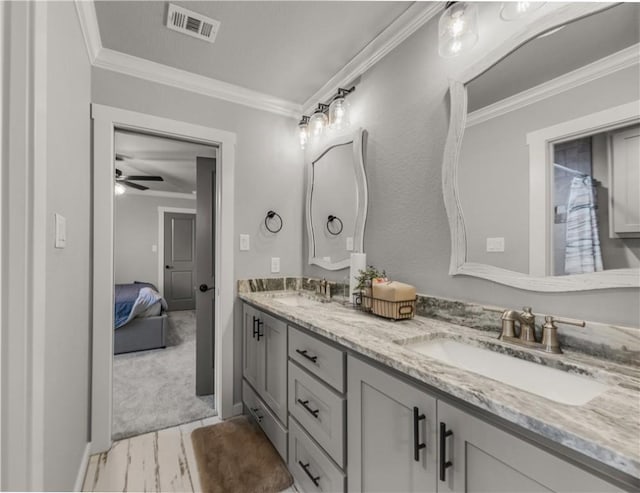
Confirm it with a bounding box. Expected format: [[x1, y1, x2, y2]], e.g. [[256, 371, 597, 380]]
[[308, 111, 328, 141], [500, 2, 545, 21], [114, 183, 126, 195], [438, 2, 479, 58], [329, 96, 350, 131], [298, 121, 309, 149]]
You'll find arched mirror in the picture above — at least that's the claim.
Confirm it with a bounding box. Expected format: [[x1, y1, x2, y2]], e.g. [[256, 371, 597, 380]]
[[443, 3, 640, 291], [306, 128, 368, 270]]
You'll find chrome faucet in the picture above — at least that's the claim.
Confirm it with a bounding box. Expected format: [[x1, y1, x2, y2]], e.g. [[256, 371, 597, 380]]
[[485, 306, 585, 354]]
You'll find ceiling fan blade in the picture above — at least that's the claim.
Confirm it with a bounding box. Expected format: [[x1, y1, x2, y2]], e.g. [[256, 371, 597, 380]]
[[122, 180, 149, 191], [120, 175, 164, 182]]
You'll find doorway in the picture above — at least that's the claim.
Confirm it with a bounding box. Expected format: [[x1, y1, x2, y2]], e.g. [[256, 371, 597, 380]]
[[91, 104, 237, 453]]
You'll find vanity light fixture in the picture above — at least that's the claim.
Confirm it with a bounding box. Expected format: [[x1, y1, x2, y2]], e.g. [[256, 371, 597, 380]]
[[308, 104, 329, 142], [438, 2, 479, 58], [298, 115, 310, 149], [114, 183, 126, 195], [299, 87, 356, 147], [500, 2, 545, 21], [328, 87, 355, 131]]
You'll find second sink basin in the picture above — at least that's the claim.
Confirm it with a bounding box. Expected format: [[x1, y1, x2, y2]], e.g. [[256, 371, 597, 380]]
[[402, 338, 610, 406]]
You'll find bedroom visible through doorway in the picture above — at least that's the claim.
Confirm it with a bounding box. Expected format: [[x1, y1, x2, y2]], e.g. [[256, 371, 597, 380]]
[[112, 129, 217, 440]]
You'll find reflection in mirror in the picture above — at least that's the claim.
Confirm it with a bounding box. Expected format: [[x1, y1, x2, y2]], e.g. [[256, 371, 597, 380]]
[[306, 128, 367, 270], [446, 3, 640, 290], [551, 128, 640, 276]]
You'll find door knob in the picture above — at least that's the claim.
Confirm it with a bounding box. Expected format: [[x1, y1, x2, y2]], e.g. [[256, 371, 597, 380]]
[[199, 284, 214, 292], [165, 265, 173, 269]]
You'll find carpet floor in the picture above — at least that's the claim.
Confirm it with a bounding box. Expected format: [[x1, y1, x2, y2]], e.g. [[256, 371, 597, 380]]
[[112, 310, 216, 441]]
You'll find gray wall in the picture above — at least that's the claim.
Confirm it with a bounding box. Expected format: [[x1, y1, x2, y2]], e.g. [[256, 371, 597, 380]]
[[114, 194, 197, 287], [92, 69, 305, 405], [303, 14, 639, 328], [44, 2, 92, 489], [459, 67, 639, 272]]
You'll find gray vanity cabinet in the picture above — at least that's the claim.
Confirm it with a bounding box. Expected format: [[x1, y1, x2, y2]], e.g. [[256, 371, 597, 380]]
[[242, 304, 288, 425], [348, 356, 438, 493], [437, 401, 624, 493]]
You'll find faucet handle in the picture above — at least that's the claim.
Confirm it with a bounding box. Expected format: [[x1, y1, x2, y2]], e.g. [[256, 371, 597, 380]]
[[547, 315, 585, 327]]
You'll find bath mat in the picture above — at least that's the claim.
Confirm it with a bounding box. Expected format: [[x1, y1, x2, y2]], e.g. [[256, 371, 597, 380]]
[[191, 415, 293, 493]]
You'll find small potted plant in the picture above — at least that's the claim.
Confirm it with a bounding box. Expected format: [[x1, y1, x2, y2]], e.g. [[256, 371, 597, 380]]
[[355, 265, 387, 309]]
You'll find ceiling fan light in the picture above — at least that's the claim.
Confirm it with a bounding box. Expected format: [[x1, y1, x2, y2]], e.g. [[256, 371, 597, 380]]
[[500, 2, 545, 21], [438, 2, 479, 58], [115, 183, 126, 195]]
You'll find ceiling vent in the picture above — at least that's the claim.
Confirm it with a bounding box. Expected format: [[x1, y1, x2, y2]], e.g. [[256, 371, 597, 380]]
[[166, 4, 220, 44]]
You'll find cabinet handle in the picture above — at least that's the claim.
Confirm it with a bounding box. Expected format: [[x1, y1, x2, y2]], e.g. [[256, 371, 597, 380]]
[[439, 422, 453, 482], [252, 317, 264, 341], [297, 399, 320, 418], [413, 406, 426, 462], [251, 407, 263, 423], [298, 461, 320, 486], [295, 348, 318, 363]]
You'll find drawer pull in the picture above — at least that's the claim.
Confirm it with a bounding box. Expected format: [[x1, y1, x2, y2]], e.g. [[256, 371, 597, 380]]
[[413, 406, 426, 462], [250, 407, 263, 423], [296, 348, 318, 363], [297, 399, 320, 418], [439, 422, 453, 482], [298, 461, 320, 487]]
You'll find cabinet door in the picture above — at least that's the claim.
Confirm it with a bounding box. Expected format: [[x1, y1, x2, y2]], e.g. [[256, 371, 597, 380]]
[[348, 356, 437, 493], [260, 312, 288, 424], [242, 304, 260, 391], [437, 401, 624, 493]]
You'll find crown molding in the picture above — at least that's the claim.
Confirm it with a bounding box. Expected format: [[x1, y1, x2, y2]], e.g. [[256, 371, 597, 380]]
[[467, 43, 640, 127], [118, 189, 196, 201], [75, 0, 101, 64], [302, 2, 444, 114]]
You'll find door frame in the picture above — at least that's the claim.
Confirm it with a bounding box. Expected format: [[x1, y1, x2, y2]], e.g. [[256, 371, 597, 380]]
[[91, 103, 236, 454], [157, 207, 196, 299]]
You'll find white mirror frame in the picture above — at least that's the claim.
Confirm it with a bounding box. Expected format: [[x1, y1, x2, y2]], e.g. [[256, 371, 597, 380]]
[[306, 127, 368, 270], [442, 3, 640, 291]]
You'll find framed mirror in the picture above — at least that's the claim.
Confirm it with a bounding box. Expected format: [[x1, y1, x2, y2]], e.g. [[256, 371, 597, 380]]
[[443, 3, 640, 291], [306, 128, 368, 270]]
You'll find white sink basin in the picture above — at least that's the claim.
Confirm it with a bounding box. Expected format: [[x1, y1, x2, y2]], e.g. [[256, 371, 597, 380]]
[[404, 338, 609, 406], [272, 295, 326, 307]]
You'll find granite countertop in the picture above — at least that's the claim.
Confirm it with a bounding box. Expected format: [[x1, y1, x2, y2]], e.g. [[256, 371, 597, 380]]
[[239, 290, 640, 481]]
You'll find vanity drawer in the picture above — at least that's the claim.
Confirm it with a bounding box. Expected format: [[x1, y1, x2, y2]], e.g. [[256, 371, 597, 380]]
[[289, 326, 345, 393], [289, 417, 345, 493], [242, 379, 287, 462], [288, 361, 345, 467]]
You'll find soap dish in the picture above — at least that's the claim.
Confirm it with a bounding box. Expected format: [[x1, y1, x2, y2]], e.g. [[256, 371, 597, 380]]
[[353, 292, 416, 321]]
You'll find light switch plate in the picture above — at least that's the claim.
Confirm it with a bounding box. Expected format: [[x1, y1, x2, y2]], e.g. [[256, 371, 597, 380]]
[[346, 236, 354, 251], [271, 257, 280, 273], [54, 213, 66, 249], [151, 244, 158, 253], [239, 234, 250, 251], [486, 237, 505, 252]]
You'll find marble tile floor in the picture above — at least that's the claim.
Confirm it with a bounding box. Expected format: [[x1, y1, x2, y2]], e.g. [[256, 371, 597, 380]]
[[82, 416, 298, 493]]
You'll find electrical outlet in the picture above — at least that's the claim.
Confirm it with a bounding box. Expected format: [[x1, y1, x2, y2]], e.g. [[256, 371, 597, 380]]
[[346, 236, 354, 251], [271, 257, 280, 273], [240, 234, 250, 251], [486, 237, 505, 252], [151, 244, 158, 253]]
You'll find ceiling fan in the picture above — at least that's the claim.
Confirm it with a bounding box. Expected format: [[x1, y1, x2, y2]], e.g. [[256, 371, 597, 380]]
[[115, 154, 164, 191]]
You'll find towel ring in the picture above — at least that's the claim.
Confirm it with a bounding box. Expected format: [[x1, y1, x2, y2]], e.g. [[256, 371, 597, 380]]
[[326, 215, 343, 236], [265, 210, 283, 233]]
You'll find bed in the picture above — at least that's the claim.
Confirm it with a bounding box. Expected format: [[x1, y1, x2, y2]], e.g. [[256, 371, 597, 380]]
[[114, 282, 169, 354]]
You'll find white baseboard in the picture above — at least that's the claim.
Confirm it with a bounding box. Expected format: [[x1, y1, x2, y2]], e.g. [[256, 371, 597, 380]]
[[74, 442, 92, 491], [232, 401, 244, 416]]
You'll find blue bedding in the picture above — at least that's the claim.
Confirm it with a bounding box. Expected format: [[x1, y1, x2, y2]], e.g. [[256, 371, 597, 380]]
[[114, 282, 167, 329]]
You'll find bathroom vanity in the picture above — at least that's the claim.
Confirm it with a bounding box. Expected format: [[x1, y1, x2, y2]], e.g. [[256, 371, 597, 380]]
[[239, 290, 639, 493]]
